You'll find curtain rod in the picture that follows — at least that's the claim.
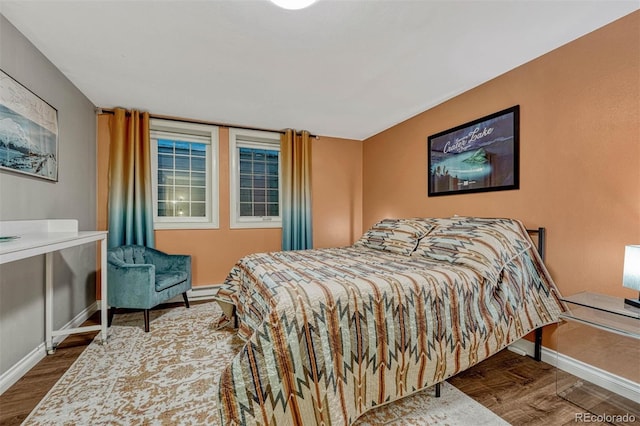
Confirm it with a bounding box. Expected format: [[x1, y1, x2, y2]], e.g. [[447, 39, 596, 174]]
[[96, 107, 318, 139]]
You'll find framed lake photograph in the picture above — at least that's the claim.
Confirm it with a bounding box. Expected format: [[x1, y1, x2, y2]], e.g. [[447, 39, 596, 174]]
[[428, 105, 519, 197], [0, 69, 59, 181]]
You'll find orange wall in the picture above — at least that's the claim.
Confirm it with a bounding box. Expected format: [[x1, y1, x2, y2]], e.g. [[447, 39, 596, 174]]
[[312, 135, 363, 248], [97, 121, 362, 286], [363, 13, 640, 306]]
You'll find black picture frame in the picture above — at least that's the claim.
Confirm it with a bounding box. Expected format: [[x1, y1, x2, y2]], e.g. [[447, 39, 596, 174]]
[[427, 105, 519, 197]]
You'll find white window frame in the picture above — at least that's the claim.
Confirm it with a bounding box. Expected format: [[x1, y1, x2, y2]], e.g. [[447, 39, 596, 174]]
[[229, 128, 282, 229], [150, 118, 219, 229]]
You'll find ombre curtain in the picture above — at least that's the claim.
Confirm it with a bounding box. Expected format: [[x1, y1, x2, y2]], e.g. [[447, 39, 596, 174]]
[[107, 108, 155, 248], [281, 129, 313, 251]]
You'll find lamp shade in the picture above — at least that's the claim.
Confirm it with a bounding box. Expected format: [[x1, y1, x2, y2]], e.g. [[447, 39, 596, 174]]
[[622, 245, 640, 291], [270, 0, 317, 10]]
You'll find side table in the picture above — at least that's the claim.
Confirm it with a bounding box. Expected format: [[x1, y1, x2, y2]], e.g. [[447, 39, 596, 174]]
[[557, 292, 639, 424]]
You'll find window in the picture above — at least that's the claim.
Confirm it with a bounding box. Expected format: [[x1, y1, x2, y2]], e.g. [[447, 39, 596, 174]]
[[150, 119, 219, 229], [229, 128, 282, 228]]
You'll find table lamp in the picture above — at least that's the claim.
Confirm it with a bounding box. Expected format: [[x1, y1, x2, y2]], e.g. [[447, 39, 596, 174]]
[[623, 245, 640, 309]]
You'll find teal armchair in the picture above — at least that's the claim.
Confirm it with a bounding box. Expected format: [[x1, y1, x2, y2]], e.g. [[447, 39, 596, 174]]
[[107, 245, 192, 332]]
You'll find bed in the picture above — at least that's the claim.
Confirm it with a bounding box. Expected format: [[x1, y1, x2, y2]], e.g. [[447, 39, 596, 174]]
[[214, 216, 564, 425]]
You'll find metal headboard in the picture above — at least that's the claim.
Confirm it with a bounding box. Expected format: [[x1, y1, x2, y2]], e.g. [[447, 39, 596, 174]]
[[527, 227, 546, 261], [526, 227, 546, 362]]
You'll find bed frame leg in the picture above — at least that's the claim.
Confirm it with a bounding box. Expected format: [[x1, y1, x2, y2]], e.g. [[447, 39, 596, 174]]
[[534, 328, 542, 361], [531, 228, 545, 362], [435, 383, 441, 397], [232, 305, 238, 328]]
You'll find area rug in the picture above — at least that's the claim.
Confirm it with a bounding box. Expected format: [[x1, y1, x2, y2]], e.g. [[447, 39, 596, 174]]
[[23, 302, 509, 425]]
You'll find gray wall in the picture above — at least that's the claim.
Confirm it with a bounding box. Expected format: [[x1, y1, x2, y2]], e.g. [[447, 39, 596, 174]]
[[0, 14, 97, 376]]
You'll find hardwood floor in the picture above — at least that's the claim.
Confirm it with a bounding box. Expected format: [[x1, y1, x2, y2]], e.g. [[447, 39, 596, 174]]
[[0, 310, 631, 425], [0, 321, 99, 425], [450, 351, 617, 426]]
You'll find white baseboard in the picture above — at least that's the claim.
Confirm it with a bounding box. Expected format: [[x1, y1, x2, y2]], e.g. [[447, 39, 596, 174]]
[[508, 338, 640, 403], [0, 344, 46, 396], [168, 284, 222, 302], [188, 284, 222, 301], [0, 301, 99, 395]]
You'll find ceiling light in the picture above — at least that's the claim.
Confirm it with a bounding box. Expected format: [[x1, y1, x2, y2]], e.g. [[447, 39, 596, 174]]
[[269, 0, 317, 10]]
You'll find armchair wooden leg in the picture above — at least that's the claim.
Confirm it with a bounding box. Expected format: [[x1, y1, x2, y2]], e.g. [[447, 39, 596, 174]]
[[182, 292, 190, 309], [144, 309, 150, 332], [435, 382, 441, 397]]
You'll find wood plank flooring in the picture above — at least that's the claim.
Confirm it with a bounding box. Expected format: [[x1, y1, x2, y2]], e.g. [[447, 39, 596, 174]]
[[0, 308, 632, 425], [449, 351, 623, 426]]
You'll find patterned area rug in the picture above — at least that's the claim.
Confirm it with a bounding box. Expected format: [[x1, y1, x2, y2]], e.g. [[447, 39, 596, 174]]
[[23, 302, 509, 425]]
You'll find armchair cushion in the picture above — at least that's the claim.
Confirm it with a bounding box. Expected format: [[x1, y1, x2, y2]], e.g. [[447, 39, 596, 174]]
[[156, 271, 189, 291]]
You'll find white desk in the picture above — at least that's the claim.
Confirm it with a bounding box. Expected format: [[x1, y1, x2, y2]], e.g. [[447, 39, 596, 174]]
[[0, 220, 108, 354]]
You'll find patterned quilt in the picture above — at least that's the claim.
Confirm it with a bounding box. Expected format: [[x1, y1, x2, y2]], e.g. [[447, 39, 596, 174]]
[[214, 217, 564, 425]]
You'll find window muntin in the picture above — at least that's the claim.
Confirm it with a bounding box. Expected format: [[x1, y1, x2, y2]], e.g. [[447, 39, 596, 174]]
[[229, 129, 281, 228], [156, 139, 207, 218], [150, 119, 219, 229], [238, 147, 280, 218]]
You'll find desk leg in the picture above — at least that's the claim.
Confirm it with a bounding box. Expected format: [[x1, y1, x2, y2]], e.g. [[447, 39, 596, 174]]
[[45, 252, 54, 354], [100, 238, 108, 345]]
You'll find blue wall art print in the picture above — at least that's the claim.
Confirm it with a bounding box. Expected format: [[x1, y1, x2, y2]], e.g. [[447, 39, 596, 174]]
[[428, 105, 519, 196], [0, 69, 58, 181]]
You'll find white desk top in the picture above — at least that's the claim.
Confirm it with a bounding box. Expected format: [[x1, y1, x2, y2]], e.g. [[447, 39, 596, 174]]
[[0, 220, 107, 264]]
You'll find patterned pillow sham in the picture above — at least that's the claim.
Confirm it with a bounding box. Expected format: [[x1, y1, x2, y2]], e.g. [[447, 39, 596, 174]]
[[411, 217, 532, 283], [355, 218, 434, 256]]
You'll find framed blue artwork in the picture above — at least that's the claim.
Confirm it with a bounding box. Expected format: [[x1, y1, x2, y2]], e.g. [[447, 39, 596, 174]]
[[428, 105, 519, 197], [0, 69, 59, 181]]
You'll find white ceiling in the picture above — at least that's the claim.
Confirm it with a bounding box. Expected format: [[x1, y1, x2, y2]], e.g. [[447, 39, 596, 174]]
[[1, 1, 638, 140]]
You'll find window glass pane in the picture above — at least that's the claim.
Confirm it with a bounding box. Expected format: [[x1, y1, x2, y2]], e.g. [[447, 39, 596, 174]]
[[158, 140, 174, 154], [191, 187, 205, 202], [158, 202, 173, 217], [175, 202, 189, 217], [191, 203, 206, 217], [175, 156, 190, 171], [253, 162, 265, 174], [267, 177, 279, 189], [174, 171, 190, 186], [267, 204, 279, 216], [158, 170, 173, 185], [240, 189, 252, 202], [191, 172, 206, 187], [267, 162, 278, 174], [240, 203, 253, 216], [158, 185, 173, 201], [240, 176, 252, 188], [175, 186, 190, 202], [253, 176, 265, 188], [192, 156, 205, 172], [191, 143, 206, 157], [254, 190, 266, 202], [267, 190, 278, 202], [254, 204, 266, 216], [158, 154, 173, 169], [240, 161, 252, 173], [175, 142, 190, 155]]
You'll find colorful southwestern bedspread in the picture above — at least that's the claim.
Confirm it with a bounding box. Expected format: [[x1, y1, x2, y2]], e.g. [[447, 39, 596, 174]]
[[214, 217, 564, 425]]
